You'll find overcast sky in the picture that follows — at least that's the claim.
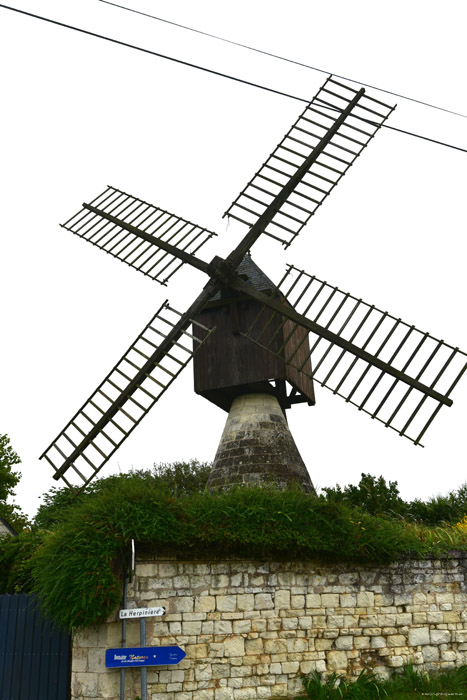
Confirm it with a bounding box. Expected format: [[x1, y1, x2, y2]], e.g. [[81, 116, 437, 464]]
[[1, 0, 466, 517]]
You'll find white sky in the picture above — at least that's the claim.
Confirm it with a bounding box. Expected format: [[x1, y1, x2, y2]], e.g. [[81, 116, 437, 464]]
[[1, 0, 466, 518]]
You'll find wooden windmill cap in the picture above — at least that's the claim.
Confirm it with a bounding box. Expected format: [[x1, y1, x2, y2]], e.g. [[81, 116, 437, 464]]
[[207, 393, 315, 493], [207, 253, 276, 304]]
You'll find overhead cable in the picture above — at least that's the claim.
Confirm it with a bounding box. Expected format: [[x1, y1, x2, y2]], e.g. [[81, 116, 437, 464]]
[[99, 0, 467, 122], [1, 4, 466, 155]]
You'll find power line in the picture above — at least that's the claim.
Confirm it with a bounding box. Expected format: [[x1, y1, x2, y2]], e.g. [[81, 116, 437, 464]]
[[1, 4, 466, 155], [100, 0, 467, 122]]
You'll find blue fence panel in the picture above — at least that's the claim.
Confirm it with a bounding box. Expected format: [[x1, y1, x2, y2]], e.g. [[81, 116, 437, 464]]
[[0, 593, 71, 700]]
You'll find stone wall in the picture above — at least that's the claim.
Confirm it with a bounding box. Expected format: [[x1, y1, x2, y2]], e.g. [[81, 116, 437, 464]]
[[72, 552, 467, 700]]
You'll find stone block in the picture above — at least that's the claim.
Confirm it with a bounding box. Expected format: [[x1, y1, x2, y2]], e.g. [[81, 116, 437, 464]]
[[87, 648, 105, 674], [326, 615, 344, 628], [427, 611, 444, 624], [274, 590, 290, 610], [215, 689, 235, 700], [233, 620, 251, 634], [436, 592, 454, 604], [326, 650, 348, 671], [387, 635, 406, 647], [291, 594, 305, 609], [73, 672, 98, 697], [173, 597, 194, 613], [335, 636, 353, 650], [281, 661, 300, 673], [441, 650, 457, 662], [195, 596, 216, 613], [212, 574, 230, 588], [322, 593, 339, 608], [408, 627, 430, 646], [255, 593, 274, 610], [315, 638, 333, 651], [286, 638, 308, 653], [340, 594, 357, 608], [195, 663, 212, 681], [184, 621, 203, 635], [422, 645, 440, 662], [75, 627, 99, 648], [306, 594, 321, 608], [217, 596, 237, 612], [268, 684, 288, 697], [387, 655, 403, 668], [357, 592, 374, 607], [233, 688, 257, 699], [72, 647, 88, 673], [282, 617, 298, 630], [237, 594, 254, 612], [371, 636, 387, 649], [264, 639, 287, 654], [214, 620, 233, 634], [443, 611, 461, 623], [174, 575, 191, 588], [186, 643, 209, 659], [299, 617, 312, 629], [194, 690, 214, 700], [430, 629, 451, 645], [354, 637, 370, 649], [224, 636, 245, 658], [97, 670, 120, 697], [396, 613, 412, 626], [245, 637, 264, 655]]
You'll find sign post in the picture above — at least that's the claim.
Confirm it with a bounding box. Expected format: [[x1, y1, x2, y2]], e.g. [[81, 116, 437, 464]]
[[110, 603, 183, 699], [140, 617, 147, 700]]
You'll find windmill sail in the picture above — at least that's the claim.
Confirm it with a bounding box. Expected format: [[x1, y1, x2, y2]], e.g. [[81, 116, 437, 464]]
[[224, 76, 395, 247], [61, 186, 217, 285], [40, 302, 215, 489], [237, 265, 467, 446]]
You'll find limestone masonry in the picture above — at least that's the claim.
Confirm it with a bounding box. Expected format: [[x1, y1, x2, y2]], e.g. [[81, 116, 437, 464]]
[[72, 553, 467, 700]]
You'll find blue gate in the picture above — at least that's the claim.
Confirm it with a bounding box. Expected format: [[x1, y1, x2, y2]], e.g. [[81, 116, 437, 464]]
[[0, 593, 71, 700]]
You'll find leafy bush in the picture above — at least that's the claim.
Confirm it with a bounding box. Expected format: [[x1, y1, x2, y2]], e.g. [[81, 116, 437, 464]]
[[34, 459, 211, 529], [4, 475, 464, 629], [0, 529, 45, 593], [322, 473, 406, 517], [1, 466, 466, 630], [322, 473, 467, 526]]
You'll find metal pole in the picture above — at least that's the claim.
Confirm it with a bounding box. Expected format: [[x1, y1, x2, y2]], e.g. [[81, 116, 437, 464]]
[[120, 575, 127, 700], [140, 616, 147, 700]]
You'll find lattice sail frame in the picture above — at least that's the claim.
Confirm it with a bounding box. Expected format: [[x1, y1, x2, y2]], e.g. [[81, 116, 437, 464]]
[[40, 303, 215, 490], [61, 186, 217, 285], [224, 75, 395, 247], [240, 264, 467, 446]]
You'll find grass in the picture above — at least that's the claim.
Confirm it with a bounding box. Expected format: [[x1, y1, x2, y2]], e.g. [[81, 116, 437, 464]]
[[288, 664, 467, 699]]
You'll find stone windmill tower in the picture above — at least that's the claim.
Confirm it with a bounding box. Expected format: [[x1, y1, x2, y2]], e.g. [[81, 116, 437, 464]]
[[39, 76, 467, 494]]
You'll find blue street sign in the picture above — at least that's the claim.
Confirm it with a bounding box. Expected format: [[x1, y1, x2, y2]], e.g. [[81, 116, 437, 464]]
[[105, 646, 186, 668]]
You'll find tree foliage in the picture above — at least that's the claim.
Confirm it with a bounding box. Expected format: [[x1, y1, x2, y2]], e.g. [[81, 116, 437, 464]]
[[0, 434, 29, 532], [0, 434, 21, 502], [321, 473, 467, 525]]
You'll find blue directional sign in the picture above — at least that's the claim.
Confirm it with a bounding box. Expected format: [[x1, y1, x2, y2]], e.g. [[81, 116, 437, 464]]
[[105, 646, 186, 668]]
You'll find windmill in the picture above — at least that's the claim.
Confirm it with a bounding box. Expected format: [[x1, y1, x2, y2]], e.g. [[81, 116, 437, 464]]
[[40, 76, 467, 493]]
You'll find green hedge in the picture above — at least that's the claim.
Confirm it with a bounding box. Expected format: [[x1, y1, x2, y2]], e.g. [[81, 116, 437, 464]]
[[1, 476, 466, 630]]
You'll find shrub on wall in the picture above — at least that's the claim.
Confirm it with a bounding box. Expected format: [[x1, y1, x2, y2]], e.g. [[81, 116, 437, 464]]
[[1, 467, 467, 630], [15, 477, 467, 628]]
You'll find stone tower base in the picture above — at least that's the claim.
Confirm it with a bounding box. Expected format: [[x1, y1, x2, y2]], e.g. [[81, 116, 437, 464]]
[[206, 393, 314, 493]]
